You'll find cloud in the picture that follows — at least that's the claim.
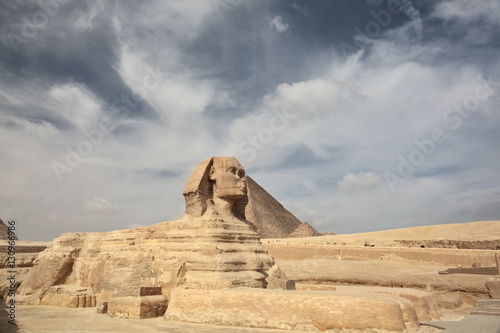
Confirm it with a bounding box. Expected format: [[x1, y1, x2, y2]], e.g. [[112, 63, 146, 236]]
[[48, 83, 104, 131], [116, 50, 214, 124], [72, 1, 104, 31], [431, 0, 500, 45], [338, 172, 383, 193], [0, 116, 58, 138], [83, 197, 120, 215], [268, 15, 289, 33], [267, 77, 346, 118], [400, 0, 423, 36], [227, 76, 357, 166], [433, 0, 500, 23], [1, 1, 499, 241]]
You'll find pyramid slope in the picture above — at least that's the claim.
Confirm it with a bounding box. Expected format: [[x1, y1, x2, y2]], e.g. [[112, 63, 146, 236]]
[[0, 219, 17, 240], [244, 176, 319, 238], [288, 222, 321, 238]]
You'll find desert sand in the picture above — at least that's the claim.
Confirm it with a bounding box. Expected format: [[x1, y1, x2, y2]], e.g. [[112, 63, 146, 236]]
[[2, 303, 444, 333], [259, 220, 500, 325], [264, 220, 500, 248]]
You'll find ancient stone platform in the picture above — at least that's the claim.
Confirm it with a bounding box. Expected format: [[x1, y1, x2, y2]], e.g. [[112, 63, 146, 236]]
[[165, 288, 423, 332]]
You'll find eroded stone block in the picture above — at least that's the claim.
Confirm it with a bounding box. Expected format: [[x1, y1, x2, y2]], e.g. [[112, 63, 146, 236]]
[[97, 301, 108, 314], [108, 296, 168, 319], [486, 277, 500, 299], [165, 288, 417, 332], [38, 285, 95, 308]]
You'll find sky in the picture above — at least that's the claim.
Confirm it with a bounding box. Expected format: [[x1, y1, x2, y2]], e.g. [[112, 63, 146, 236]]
[[1, 0, 499, 241]]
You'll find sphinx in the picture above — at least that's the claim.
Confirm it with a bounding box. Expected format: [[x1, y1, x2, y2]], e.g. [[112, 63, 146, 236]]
[[183, 156, 248, 220], [17, 157, 291, 311]]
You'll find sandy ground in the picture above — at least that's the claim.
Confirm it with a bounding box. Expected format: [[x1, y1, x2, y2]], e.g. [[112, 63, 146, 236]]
[[1, 303, 444, 333], [263, 221, 500, 248], [274, 259, 488, 315], [275, 259, 490, 294]]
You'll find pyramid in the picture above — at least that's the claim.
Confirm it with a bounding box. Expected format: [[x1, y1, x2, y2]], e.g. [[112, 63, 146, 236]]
[[0, 219, 17, 240], [287, 221, 321, 238], [244, 176, 320, 238]]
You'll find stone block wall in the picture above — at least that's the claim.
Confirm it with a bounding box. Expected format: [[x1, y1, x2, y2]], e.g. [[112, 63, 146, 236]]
[[107, 296, 168, 319], [265, 244, 499, 267], [165, 288, 423, 332]]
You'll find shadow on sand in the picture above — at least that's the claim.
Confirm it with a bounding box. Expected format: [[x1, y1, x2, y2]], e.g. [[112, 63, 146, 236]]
[[1, 300, 21, 333]]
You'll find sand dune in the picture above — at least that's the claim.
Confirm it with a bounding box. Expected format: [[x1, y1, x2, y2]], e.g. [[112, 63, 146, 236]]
[[264, 220, 500, 249]]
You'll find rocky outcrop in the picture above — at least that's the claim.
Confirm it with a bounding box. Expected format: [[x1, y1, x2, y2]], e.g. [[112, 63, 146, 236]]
[[0, 240, 49, 300], [486, 277, 500, 299]]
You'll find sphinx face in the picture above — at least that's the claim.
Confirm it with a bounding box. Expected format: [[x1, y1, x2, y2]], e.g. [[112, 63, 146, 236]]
[[211, 157, 247, 199]]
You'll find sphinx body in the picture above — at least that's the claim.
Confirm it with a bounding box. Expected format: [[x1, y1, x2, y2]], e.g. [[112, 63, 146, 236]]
[[17, 157, 290, 307]]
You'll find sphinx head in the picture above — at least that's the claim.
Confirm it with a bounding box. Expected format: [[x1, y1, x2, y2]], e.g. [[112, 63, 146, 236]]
[[183, 157, 248, 219], [210, 157, 247, 200]]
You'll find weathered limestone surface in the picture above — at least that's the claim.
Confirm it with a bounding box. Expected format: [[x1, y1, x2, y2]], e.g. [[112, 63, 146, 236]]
[[17, 157, 290, 309], [486, 277, 500, 299], [0, 240, 48, 271], [17, 215, 289, 306], [108, 296, 168, 319], [293, 282, 440, 322], [165, 288, 420, 332], [0, 240, 50, 299], [332, 285, 441, 321], [39, 285, 95, 308], [295, 284, 337, 291], [265, 243, 500, 267], [439, 265, 498, 275]]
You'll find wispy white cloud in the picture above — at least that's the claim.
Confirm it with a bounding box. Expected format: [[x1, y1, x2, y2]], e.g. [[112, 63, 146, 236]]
[[268, 15, 289, 33], [432, 0, 500, 45], [400, 0, 423, 37], [338, 172, 383, 193], [433, 0, 500, 23], [83, 197, 120, 215], [269, 78, 345, 118], [48, 83, 104, 131]]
